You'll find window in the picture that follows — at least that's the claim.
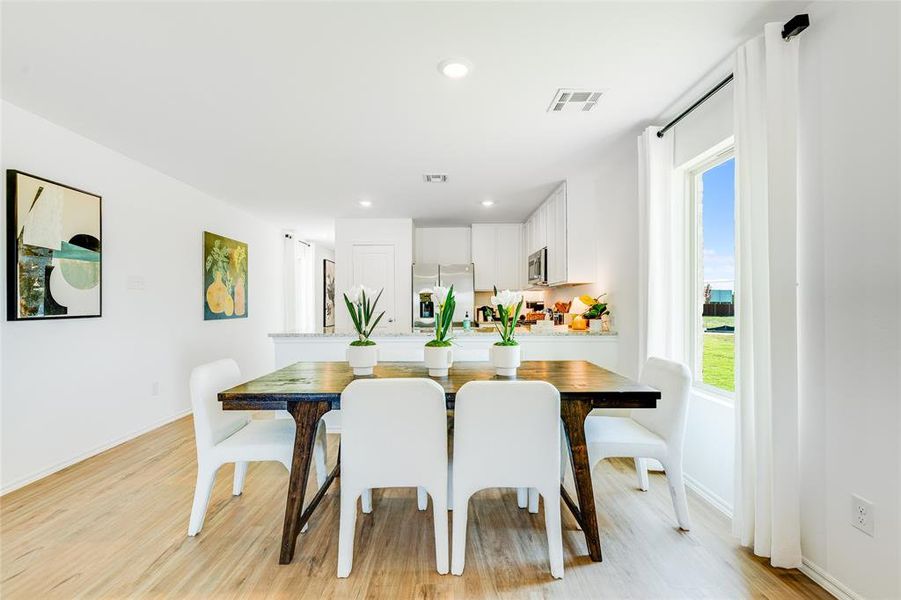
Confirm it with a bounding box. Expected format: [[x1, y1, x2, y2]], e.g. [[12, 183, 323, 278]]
[[688, 150, 735, 395]]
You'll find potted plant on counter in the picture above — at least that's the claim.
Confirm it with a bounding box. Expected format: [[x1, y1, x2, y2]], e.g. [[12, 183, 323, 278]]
[[344, 285, 385, 375], [489, 287, 524, 376], [579, 293, 609, 332], [423, 285, 455, 376]]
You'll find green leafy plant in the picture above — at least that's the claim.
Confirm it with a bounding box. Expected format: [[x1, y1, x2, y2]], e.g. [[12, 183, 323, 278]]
[[581, 293, 608, 320], [490, 286, 524, 346], [425, 285, 456, 347], [343, 285, 385, 346]]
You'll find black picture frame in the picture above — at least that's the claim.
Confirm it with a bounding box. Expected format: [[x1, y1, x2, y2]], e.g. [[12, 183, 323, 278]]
[[6, 170, 103, 321], [323, 258, 335, 329]]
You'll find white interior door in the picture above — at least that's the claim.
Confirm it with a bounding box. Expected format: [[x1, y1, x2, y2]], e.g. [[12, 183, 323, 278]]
[[352, 244, 396, 332]]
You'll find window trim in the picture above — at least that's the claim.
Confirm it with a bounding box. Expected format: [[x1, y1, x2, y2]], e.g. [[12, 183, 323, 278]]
[[683, 138, 736, 402]]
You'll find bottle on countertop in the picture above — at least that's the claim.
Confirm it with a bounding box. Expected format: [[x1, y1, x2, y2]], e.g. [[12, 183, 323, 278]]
[[463, 311, 471, 331]]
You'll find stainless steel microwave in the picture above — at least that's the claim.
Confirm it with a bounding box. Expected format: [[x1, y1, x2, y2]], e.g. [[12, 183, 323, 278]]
[[528, 247, 547, 286]]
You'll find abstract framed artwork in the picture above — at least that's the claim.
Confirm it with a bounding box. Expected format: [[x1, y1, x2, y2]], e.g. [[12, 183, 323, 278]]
[[323, 258, 335, 329], [203, 231, 248, 320], [6, 170, 102, 321]]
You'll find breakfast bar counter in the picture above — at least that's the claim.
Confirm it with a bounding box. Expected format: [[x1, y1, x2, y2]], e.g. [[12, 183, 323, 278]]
[[270, 330, 620, 370]]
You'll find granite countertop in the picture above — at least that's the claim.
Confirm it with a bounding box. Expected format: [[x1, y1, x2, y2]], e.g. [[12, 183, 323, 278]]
[[270, 327, 617, 339]]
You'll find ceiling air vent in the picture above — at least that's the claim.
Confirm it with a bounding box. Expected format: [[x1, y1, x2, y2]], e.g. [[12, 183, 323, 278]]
[[423, 174, 448, 183], [547, 89, 604, 113]]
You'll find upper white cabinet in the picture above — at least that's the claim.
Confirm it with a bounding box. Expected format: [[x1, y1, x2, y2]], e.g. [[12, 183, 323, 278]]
[[525, 203, 548, 256], [546, 183, 567, 285], [526, 180, 595, 287], [471, 223, 523, 291], [414, 227, 471, 265]]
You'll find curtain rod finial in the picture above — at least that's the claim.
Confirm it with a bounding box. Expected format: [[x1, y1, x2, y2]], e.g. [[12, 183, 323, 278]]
[[782, 14, 809, 40]]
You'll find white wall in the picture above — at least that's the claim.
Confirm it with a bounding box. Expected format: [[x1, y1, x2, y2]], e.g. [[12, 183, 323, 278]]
[[334, 218, 413, 334], [797, 3, 900, 598], [545, 140, 642, 380], [0, 101, 284, 493]]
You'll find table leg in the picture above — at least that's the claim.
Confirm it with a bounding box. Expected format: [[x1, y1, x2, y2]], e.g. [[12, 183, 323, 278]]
[[279, 400, 331, 565], [560, 398, 603, 562]]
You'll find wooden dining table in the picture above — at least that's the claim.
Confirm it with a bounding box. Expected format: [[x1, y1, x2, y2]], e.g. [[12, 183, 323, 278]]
[[218, 360, 660, 565]]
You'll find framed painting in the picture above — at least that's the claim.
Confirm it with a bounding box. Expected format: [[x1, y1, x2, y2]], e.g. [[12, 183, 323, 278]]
[[323, 258, 335, 329], [6, 170, 102, 321], [203, 231, 248, 320]]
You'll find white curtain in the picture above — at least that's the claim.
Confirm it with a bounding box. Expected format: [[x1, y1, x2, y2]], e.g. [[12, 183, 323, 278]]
[[638, 126, 687, 368], [732, 23, 802, 568], [283, 234, 298, 331], [296, 242, 315, 333], [283, 235, 315, 333]]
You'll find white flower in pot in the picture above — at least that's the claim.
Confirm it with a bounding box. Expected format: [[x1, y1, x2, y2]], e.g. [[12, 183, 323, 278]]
[[343, 285, 385, 375], [423, 284, 455, 377], [489, 287, 524, 376]]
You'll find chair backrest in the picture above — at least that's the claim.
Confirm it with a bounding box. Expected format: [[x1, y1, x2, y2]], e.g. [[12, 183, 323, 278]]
[[341, 378, 447, 488], [453, 381, 560, 491], [631, 357, 692, 447], [189, 359, 250, 451]]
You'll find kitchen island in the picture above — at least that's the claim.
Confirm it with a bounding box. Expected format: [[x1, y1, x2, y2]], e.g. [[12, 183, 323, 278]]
[[270, 328, 618, 370]]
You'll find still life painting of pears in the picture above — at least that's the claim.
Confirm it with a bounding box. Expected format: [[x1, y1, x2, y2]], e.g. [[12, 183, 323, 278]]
[[203, 231, 248, 320]]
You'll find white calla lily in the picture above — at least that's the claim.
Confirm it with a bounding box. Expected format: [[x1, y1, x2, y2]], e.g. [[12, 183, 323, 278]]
[[346, 285, 364, 305], [343, 285, 385, 344], [490, 289, 523, 313], [430, 285, 450, 308], [490, 289, 524, 346]]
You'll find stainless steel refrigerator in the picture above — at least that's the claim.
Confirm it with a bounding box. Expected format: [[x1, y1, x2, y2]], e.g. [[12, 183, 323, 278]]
[[412, 263, 475, 330]]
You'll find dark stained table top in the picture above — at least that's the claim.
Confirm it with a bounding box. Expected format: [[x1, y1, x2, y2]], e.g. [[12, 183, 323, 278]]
[[219, 361, 659, 410]]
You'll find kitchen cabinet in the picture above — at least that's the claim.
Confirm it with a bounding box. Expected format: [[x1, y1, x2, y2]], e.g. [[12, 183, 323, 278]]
[[471, 223, 522, 291], [546, 183, 567, 285], [414, 227, 471, 264], [525, 179, 595, 287], [525, 195, 549, 257]]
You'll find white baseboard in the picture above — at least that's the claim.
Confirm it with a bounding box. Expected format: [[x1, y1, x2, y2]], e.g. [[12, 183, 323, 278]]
[[681, 474, 862, 600], [684, 472, 733, 518], [799, 559, 862, 600], [0, 408, 192, 496]]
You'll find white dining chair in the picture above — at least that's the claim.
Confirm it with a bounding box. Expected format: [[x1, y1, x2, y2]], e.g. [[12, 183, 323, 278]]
[[451, 381, 563, 579], [583, 356, 692, 530], [187, 359, 328, 536], [317, 411, 426, 515], [337, 378, 449, 578]]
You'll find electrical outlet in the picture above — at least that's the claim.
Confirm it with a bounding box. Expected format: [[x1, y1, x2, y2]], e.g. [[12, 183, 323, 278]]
[[851, 494, 875, 536], [151, 381, 160, 397]]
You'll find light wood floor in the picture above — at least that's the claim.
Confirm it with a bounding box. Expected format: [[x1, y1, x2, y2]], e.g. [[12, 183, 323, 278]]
[[1, 416, 828, 599]]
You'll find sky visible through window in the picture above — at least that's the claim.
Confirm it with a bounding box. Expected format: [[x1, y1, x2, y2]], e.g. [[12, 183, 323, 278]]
[[700, 156, 735, 393], [702, 158, 735, 287]]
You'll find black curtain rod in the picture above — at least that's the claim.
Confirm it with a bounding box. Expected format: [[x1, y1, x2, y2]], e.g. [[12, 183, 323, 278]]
[[656, 13, 809, 138]]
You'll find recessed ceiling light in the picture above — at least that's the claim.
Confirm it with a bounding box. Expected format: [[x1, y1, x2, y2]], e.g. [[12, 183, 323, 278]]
[[359, 200, 372, 207], [481, 200, 494, 207], [438, 58, 471, 79]]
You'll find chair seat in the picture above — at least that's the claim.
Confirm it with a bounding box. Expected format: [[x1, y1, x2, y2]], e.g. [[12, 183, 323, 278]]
[[584, 416, 666, 460], [218, 418, 295, 452]]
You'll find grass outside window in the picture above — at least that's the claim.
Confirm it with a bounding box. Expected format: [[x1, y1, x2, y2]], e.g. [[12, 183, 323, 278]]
[[702, 316, 734, 392]]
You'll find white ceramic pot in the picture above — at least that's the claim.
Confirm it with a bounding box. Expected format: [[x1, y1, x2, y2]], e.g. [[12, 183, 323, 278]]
[[490, 343, 521, 377], [346, 344, 378, 375], [424, 345, 454, 377]]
